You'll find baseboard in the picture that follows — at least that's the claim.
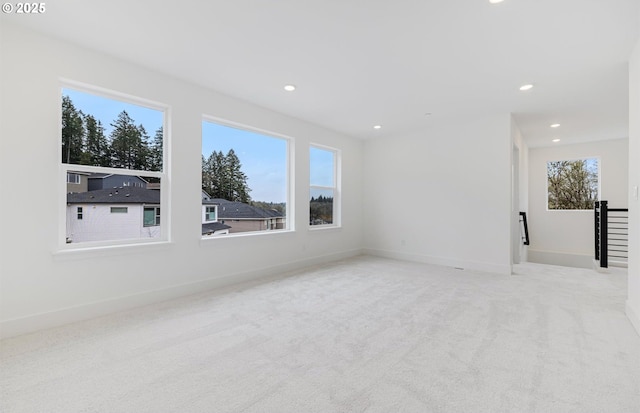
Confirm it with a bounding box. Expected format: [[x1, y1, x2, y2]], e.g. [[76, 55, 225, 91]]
[[626, 301, 640, 338], [363, 248, 511, 275], [527, 249, 593, 269], [0, 248, 364, 339]]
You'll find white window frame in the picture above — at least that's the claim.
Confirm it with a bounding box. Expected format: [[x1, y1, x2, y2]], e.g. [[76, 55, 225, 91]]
[[143, 206, 161, 227], [58, 79, 171, 251], [309, 144, 341, 229], [67, 172, 81, 184], [200, 115, 294, 240], [204, 205, 218, 222]]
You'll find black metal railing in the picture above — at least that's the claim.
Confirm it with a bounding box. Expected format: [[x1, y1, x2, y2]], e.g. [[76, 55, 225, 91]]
[[595, 201, 629, 268], [519, 212, 530, 246]]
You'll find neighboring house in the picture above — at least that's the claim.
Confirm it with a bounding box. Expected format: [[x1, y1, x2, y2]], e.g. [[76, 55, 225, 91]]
[[201, 200, 231, 236], [66, 187, 161, 243], [66, 171, 91, 193], [88, 173, 148, 191], [201, 191, 285, 234]]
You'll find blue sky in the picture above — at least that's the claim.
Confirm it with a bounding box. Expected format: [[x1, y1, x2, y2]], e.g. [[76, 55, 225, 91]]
[[63, 88, 163, 137], [64, 88, 334, 204], [202, 121, 287, 203]]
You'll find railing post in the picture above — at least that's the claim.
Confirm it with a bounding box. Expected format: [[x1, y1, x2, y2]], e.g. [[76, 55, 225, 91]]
[[594, 201, 600, 261], [600, 200, 608, 268]]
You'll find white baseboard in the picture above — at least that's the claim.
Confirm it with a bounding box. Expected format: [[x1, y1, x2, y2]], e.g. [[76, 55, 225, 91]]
[[627, 301, 640, 338], [527, 249, 593, 269], [363, 248, 511, 275], [0, 248, 364, 339]]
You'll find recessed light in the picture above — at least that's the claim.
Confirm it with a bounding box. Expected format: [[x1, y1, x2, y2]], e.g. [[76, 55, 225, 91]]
[[284, 84, 296, 92], [489, 0, 504, 3], [550, 123, 561, 128], [519, 84, 534, 91], [373, 125, 382, 130], [552, 138, 561, 143]]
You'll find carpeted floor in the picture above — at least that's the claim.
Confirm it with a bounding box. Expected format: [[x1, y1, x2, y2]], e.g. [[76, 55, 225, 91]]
[[1, 255, 639, 413]]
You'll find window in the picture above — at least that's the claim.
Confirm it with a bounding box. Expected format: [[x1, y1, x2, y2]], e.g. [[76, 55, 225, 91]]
[[143, 206, 161, 226], [310, 145, 339, 227], [67, 172, 81, 184], [202, 119, 290, 236], [547, 158, 599, 210], [61, 85, 166, 246], [205, 206, 217, 222]]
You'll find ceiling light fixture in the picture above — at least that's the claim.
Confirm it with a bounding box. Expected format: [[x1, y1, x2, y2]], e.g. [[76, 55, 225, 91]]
[[373, 125, 382, 130], [519, 84, 534, 91], [552, 138, 561, 143], [489, 0, 504, 3], [550, 123, 561, 128], [284, 84, 296, 92]]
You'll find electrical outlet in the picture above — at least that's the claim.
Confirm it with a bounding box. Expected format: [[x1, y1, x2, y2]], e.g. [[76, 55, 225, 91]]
[[634, 186, 639, 201]]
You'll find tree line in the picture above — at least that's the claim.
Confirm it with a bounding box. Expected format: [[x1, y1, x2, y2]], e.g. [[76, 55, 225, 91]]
[[310, 195, 333, 224], [62, 96, 163, 171]]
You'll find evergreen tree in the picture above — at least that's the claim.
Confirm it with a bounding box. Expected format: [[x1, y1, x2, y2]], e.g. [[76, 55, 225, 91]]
[[148, 126, 163, 171], [110, 111, 148, 170], [83, 114, 110, 167], [61, 96, 85, 164], [224, 149, 251, 203], [201, 149, 251, 202]]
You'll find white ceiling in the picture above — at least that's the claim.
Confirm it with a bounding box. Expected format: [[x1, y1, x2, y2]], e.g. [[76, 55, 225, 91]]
[[4, 0, 639, 147]]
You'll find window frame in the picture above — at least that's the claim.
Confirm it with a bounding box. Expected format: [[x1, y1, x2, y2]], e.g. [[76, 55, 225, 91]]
[[200, 115, 294, 240], [58, 79, 171, 251], [143, 206, 161, 227], [309, 144, 341, 229]]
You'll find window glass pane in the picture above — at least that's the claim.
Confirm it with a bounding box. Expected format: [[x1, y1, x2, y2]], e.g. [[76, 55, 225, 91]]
[[310, 188, 334, 225], [310, 147, 334, 187], [202, 120, 288, 235], [547, 158, 599, 210], [61, 88, 164, 172], [143, 208, 156, 226], [65, 172, 161, 243]]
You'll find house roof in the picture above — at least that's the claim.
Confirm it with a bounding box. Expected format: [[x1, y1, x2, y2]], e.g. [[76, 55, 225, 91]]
[[67, 187, 160, 204], [201, 222, 231, 235], [209, 198, 284, 219], [87, 173, 149, 182]]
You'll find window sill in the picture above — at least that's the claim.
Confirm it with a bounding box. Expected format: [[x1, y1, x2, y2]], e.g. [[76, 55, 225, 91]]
[[53, 240, 173, 262], [309, 225, 342, 232], [200, 229, 295, 245]]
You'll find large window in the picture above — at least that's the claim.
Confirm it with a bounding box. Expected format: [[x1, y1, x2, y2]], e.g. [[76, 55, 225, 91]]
[[61, 85, 167, 247], [310, 145, 339, 227], [201, 119, 290, 236], [547, 158, 599, 210]]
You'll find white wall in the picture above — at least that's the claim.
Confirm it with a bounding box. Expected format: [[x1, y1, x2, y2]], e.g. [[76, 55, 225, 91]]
[[527, 139, 629, 268], [628, 36, 640, 335], [0, 23, 364, 338], [511, 117, 529, 263], [362, 114, 512, 275]]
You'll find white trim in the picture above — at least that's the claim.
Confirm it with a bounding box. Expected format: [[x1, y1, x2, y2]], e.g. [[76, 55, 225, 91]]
[[1, 248, 363, 339], [363, 248, 512, 275], [626, 301, 640, 337]]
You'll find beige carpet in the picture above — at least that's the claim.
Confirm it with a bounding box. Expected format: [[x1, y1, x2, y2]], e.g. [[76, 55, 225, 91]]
[[1, 255, 639, 413]]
